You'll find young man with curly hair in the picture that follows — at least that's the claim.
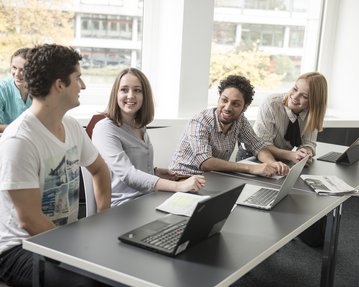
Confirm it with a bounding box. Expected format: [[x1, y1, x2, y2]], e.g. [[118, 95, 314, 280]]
[[0, 44, 111, 287], [169, 75, 289, 177]]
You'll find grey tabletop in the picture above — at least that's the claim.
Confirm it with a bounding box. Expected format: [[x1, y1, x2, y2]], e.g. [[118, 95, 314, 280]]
[[24, 173, 348, 287], [218, 142, 359, 192]]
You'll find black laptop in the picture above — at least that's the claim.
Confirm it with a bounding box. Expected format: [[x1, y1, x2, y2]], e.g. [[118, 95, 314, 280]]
[[317, 137, 359, 165], [118, 184, 244, 256]]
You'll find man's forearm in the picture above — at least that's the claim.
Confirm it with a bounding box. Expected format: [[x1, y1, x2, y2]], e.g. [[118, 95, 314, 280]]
[[18, 211, 56, 236], [201, 157, 250, 173], [92, 169, 111, 211], [257, 148, 276, 163]]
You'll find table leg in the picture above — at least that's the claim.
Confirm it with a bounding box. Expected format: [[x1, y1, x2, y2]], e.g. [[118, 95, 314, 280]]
[[320, 204, 342, 287], [33, 253, 45, 287]]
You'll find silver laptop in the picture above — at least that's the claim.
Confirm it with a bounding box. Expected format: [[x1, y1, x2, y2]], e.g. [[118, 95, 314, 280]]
[[236, 156, 308, 210], [317, 137, 359, 166]]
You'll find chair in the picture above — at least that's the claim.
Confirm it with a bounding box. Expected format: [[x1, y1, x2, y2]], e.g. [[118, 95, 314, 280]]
[[85, 114, 105, 139], [80, 167, 97, 217], [80, 114, 105, 217]]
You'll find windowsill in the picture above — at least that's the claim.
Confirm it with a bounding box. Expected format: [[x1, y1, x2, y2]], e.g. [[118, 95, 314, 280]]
[[245, 107, 359, 128]]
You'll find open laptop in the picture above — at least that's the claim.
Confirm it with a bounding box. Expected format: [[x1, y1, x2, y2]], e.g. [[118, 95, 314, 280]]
[[236, 156, 308, 210], [118, 184, 244, 256], [317, 137, 359, 166]]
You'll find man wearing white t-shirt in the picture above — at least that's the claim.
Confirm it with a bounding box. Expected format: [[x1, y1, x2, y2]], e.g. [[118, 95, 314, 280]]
[[0, 44, 112, 287]]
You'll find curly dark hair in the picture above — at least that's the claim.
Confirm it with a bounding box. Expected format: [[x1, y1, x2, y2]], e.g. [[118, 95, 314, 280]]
[[24, 44, 82, 98], [218, 75, 255, 106]]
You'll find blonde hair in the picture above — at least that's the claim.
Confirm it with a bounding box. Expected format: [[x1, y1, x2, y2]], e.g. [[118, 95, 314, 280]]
[[105, 67, 154, 128], [284, 72, 328, 133]]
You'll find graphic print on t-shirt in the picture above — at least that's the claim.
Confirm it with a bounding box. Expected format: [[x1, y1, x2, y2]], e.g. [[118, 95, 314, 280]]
[[42, 146, 80, 225]]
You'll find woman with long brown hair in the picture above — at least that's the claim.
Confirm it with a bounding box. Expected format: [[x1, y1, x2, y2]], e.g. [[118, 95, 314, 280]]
[[92, 68, 205, 206]]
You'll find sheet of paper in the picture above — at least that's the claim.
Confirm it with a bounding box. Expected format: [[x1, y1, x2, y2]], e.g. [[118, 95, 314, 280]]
[[156, 193, 210, 217]]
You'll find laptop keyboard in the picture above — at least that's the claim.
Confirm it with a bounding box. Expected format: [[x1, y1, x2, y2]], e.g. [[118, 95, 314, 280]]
[[244, 188, 278, 206], [142, 220, 188, 250], [319, 152, 341, 162]]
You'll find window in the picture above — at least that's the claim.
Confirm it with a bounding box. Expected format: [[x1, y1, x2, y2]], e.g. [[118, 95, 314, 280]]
[[212, 23, 237, 45], [289, 26, 305, 48], [210, 0, 323, 108], [0, 0, 144, 122], [80, 0, 125, 6], [71, 0, 144, 118], [79, 15, 135, 39], [3, 0, 356, 121], [240, 24, 285, 48]]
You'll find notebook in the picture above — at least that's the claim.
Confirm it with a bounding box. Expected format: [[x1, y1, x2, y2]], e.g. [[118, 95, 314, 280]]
[[118, 184, 244, 256], [236, 156, 308, 210], [317, 137, 359, 166]]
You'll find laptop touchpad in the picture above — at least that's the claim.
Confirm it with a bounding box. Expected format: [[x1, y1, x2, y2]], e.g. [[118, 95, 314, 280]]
[[144, 221, 170, 231]]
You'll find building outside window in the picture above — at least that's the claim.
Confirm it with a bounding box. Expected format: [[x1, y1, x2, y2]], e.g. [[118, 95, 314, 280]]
[[210, 0, 323, 108], [71, 0, 144, 118], [0, 0, 323, 120]]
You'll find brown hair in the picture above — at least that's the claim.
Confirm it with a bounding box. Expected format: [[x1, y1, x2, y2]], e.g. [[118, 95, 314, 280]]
[[10, 47, 30, 64], [284, 72, 328, 132], [105, 68, 154, 128]]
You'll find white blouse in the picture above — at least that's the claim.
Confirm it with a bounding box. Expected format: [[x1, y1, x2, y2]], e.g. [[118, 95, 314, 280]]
[[254, 93, 317, 154]]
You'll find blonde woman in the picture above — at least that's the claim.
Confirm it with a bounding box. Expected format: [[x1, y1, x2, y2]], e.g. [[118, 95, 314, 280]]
[[252, 72, 328, 165], [251, 72, 328, 247]]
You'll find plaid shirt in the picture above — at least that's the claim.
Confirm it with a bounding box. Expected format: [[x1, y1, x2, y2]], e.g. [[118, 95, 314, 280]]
[[169, 108, 267, 175]]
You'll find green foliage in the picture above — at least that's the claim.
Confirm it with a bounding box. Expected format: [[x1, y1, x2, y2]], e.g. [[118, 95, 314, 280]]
[[271, 54, 296, 81], [0, 0, 74, 70], [209, 46, 285, 91]]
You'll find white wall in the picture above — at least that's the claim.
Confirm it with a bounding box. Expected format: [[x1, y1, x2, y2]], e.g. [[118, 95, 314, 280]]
[[147, 125, 186, 167], [148, 119, 238, 167], [319, 0, 359, 118], [142, 0, 214, 119]]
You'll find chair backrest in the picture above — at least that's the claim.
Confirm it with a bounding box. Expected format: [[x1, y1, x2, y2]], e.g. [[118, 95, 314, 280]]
[[81, 114, 105, 216], [86, 114, 105, 139], [80, 167, 97, 217]]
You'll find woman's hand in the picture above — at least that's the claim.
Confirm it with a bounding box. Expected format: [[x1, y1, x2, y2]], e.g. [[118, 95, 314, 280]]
[[177, 175, 206, 192], [292, 147, 313, 165]]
